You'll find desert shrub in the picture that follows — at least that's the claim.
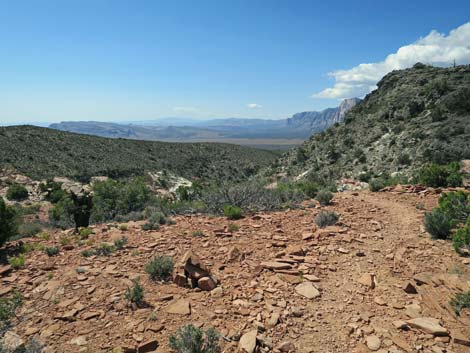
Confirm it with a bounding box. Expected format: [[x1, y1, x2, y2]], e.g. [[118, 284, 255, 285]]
[[18, 221, 43, 238], [125, 280, 144, 306], [114, 236, 128, 249], [6, 183, 29, 201], [228, 223, 239, 232], [49, 195, 75, 229], [417, 163, 462, 188], [81, 249, 95, 257], [145, 255, 173, 281], [450, 291, 470, 315], [120, 224, 128, 231], [141, 210, 167, 231], [369, 178, 387, 192], [0, 198, 18, 246], [192, 230, 204, 237], [45, 246, 59, 257], [95, 243, 115, 256], [223, 205, 242, 220], [0, 290, 23, 324], [316, 190, 333, 205], [315, 211, 339, 228], [169, 324, 220, 353], [296, 181, 319, 198], [443, 87, 470, 114], [8, 254, 26, 269], [437, 191, 470, 224], [424, 208, 453, 239], [91, 178, 153, 223], [201, 180, 305, 214], [79, 227, 93, 239], [453, 225, 470, 255]]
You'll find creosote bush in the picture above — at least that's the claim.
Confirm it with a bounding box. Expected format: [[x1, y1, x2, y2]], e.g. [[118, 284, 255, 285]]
[[315, 189, 333, 206], [125, 280, 144, 307], [45, 246, 59, 257], [0, 290, 23, 324], [223, 205, 242, 220], [450, 291, 470, 315], [453, 225, 470, 255], [169, 324, 220, 353], [315, 211, 339, 228], [424, 208, 453, 239], [145, 255, 174, 281], [0, 197, 18, 246], [8, 254, 26, 269], [6, 183, 29, 201]]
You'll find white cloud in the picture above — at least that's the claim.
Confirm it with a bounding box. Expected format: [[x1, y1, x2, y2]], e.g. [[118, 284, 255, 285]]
[[247, 103, 262, 109], [314, 22, 470, 99], [173, 106, 198, 113]]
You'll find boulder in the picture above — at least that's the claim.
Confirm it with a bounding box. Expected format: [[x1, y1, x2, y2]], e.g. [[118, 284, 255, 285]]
[[406, 318, 448, 336], [295, 282, 320, 299], [365, 335, 381, 351], [238, 330, 257, 353], [165, 299, 191, 315], [1, 331, 25, 352]]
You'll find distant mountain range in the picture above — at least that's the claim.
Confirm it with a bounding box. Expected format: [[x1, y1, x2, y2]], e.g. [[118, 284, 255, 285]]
[[49, 99, 360, 149]]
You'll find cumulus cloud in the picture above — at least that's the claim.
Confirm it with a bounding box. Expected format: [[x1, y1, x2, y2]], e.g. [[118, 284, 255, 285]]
[[247, 103, 262, 109], [314, 22, 470, 99], [173, 106, 198, 113]]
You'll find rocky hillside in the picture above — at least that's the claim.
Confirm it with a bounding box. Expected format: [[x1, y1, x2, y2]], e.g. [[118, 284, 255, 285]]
[[1, 189, 469, 352], [286, 98, 361, 133], [270, 64, 470, 182], [0, 125, 279, 183]]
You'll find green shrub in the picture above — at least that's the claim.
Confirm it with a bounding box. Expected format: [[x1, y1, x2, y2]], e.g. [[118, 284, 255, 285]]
[[120, 224, 128, 231], [91, 178, 153, 223], [125, 280, 144, 306], [316, 190, 333, 205], [437, 191, 470, 224], [145, 255, 174, 281], [417, 163, 462, 188], [223, 205, 242, 220], [315, 211, 339, 228], [369, 178, 387, 192], [81, 249, 95, 257], [450, 291, 470, 315], [0, 290, 23, 324], [453, 226, 470, 255], [114, 236, 128, 250], [0, 198, 18, 246], [8, 254, 26, 269], [79, 227, 93, 239], [95, 243, 115, 256], [6, 184, 29, 201], [424, 208, 453, 239], [169, 324, 220, 353], [45, 246, 59, 257], [296, 181, 319, 198], [192, 230, 204, 237], [142, 209, 168, 231], [49, 195, 75, 229]]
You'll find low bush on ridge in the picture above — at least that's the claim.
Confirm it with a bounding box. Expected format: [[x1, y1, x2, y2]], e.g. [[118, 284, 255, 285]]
[[424, 191, 470, 255]]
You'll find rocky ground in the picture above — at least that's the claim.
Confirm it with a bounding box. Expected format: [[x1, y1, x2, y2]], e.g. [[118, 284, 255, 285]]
[[1, 189, 470, 353]]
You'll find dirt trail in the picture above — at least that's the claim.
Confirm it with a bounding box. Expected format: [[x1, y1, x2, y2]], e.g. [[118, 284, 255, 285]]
[[1, 191, 469, 353]]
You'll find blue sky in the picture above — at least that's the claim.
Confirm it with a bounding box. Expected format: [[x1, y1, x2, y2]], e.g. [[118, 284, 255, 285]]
[[1, 0, 470, 123]]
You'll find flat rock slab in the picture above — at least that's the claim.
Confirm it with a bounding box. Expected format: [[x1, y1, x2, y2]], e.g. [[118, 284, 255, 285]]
[[165, 299, 191, 315], [261, 261, 292, 270], [295, 281, 320, 299], [406, 317, 448, 336]]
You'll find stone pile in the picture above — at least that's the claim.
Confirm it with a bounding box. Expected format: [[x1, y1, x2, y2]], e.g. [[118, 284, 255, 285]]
[[173, 251, 219, 291]]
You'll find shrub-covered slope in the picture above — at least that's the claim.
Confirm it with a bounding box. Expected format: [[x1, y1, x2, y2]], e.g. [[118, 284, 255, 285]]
[[0, 125, 279, 182], [269, 64, 470, 182]]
